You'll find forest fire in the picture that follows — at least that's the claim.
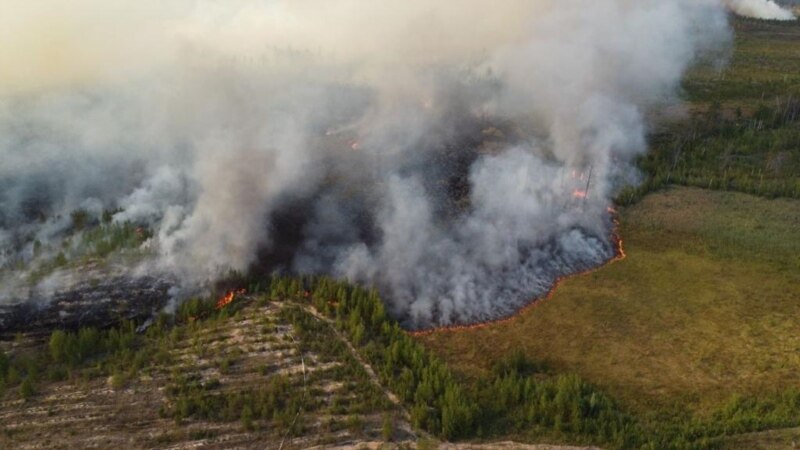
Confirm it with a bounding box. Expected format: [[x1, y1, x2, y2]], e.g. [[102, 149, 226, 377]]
[[215, 289, 247, 310], [572, 189, 588, 199], [408, 212, 626, 337], [0, 0, 733, 341]]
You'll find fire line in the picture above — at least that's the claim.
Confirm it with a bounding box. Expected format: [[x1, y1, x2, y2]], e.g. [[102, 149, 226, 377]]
[[216, 288, 247, 310], [408, 212, 626, 337]]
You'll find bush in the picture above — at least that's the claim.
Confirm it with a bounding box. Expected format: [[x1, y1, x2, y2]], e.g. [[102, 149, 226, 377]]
[[19, 377, 35, 400], [70, 209, 89, 231]]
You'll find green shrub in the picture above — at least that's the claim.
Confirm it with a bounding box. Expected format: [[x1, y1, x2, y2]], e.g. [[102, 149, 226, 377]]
[[19, 377, 35, 400]]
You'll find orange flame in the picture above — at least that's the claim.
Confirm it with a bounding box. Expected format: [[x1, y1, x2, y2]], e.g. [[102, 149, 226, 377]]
[[216, 288, 246, 310], [572, 189, 588, 199], [409, 211, 626, 337]]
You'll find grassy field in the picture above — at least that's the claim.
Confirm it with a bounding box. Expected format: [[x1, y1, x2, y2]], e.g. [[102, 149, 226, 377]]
[[626, 18, 800, 203], [686, 18, 800, 108], [418, 186, 800, 421], [369, 18, 800, 447]]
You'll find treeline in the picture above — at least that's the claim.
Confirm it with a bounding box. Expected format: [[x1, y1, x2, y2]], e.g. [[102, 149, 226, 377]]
[[295, 276, 475, 440], [81, 220, 152, 258], [262, 276, 800, 449], [0, 313, 182, 400], [619, 98, 800, 205], [4, 276, 800, 448], [21, 208, 152, 278], [266, 276, 634, 444], [474, 360, 638, 447], [162, 296, 391, 436]]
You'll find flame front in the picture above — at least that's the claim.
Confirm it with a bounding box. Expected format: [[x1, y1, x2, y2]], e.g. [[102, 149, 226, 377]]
[[216, 288, 246, 310], [409, 209, 626, 336]]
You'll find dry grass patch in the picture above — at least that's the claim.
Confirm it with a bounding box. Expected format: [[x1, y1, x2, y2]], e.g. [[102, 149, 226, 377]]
[[418, 187, 800, 416]]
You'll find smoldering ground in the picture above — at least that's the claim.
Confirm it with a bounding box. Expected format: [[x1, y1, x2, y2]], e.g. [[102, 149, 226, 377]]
[[0, 1, 731, 329]]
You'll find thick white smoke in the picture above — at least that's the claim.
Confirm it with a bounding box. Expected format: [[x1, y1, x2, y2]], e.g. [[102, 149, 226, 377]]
[[0, 1, 730, 328], [726, 0, 796, 20]]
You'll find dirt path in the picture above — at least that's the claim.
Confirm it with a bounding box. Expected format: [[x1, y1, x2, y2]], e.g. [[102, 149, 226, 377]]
[[290, 302, 422, 436], [289, 302, 610, 450]]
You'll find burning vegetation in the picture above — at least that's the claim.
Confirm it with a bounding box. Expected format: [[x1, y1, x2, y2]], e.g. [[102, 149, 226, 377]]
[[0, 0, 732, 331], [409, 212, 627, 336], [215, 288, 246, 310]]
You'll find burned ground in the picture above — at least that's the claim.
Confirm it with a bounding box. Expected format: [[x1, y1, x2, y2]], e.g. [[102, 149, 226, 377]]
[[0, 274, 171, 337]]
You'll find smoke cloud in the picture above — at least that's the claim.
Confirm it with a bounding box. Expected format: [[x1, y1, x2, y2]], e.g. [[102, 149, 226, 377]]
[[0, 1, 730, 328], [726, 0, 796, 20]]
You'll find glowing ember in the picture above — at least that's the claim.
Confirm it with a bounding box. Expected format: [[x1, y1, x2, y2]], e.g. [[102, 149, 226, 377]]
[[572, 189, 588, 199], [216, 288, 246, 310]]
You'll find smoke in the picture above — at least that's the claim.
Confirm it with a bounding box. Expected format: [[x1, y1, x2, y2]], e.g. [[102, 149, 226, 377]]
[[726, 0, 796, 20], [0, 0, 730, 328]]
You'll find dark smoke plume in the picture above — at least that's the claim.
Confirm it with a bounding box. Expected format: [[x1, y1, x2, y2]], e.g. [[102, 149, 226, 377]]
[[0, 1, 730, 329]]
